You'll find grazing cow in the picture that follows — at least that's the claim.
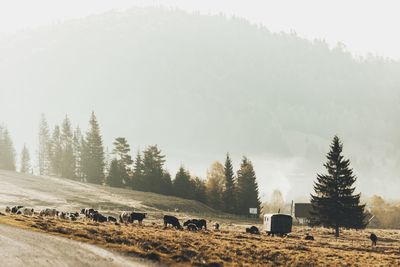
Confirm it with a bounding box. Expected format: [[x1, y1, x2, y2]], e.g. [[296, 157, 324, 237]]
[[5, 206, 11, 213], [370, 233, 378, 246], [246, 226, 260, 235], [164, 215, 182, 229], [305, 234, 314, 241], [92, 212, 107, 223], [184, 219, 207, 230], [58, 212, 68, 220], [81, 208, 96, 218], [16, 208, 33, 215], [108, 216, 117, 222], [11, 206, 24, 213], [119, 211, 133, 223], [130, 212, 147, 225], [39, 208, 58, 217], [186, 223, 198, 232], [214, 223, 220, 230]]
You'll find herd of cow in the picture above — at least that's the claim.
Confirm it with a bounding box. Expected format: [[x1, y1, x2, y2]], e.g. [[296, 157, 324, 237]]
[[4, 205, 222, 233]]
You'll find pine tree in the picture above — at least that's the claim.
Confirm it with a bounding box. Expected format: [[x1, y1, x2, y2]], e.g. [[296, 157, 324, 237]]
[[192, 176, 207, 203], [106, 158, 124, 188], [310, 136, 366, 237], [72, 127, 83, 180], [110, 137, 133, 186], [0, 126, 16, 171], [223, 153, 236, 214], [20, 144, 31, 173], [206, 161, 225, 210], [60, 116, 75, 179], [141, 145, 166, 194], [81, 112, 105, 184], [236, 157, 261, 215], [173, 166, 194, 199], [161, 171, 173, 195], [49, 125, 62, 176], [131, 151, 144, 190], [38, 114, 51, 175]]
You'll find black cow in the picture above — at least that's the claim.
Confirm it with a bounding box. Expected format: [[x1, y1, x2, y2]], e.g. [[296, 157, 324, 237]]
[[92, 212, 107, 223], [370, 233, 378, 246], [11, 206, 24, 213], [305, 234, 314, 240], [130, 212, 147, 225], [184, 219, 207, 230], [164, 215, 182, 229], [246, 226, 260, 235], [108, 216, 117, 222], [186, 223, 198, 232], [214, 223, 220, 230]]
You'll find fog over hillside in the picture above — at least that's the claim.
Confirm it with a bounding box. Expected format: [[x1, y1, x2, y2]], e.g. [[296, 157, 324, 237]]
[[1, 7, 399, 200]]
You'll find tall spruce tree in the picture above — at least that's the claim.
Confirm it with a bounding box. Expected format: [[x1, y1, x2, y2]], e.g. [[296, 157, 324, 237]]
[[108, 137, 133, 187], [106, 158, 124, 188], [72, 127, 83, 180], [131, 151, 144, 190], [310, 136, 366, 237], [81, 112, 105, 184], [0, 126, 16, 171], [173, 166, 194, 199], [141, 145, 166, 194], [49, 125, 62, 176], [38, 114, 51, 175], [20, 144, 31, 173], [60, 116, 75, 179], [236, 157, 261, 215], [192, 176, 207, 204], [223, 153, 236, 214]]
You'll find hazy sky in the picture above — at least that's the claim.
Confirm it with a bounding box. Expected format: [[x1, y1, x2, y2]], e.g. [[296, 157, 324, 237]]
[[0, 0, 399, 59]]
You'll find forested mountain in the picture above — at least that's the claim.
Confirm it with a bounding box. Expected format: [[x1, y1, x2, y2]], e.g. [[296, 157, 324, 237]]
[[0, 7, 399, 199]]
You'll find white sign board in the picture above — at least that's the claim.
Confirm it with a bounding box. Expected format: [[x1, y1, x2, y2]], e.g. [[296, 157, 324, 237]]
[[249, 208, 257, 214]]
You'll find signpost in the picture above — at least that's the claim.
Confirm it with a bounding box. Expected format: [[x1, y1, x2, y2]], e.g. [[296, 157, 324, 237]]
[[249, 208, 258, 219]]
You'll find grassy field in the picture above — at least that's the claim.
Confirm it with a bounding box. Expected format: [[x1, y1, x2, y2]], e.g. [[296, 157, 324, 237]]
[[1, 213, 399, 266]]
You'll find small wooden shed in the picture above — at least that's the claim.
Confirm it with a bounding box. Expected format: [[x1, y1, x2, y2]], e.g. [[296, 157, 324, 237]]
[[263, 213, 292, 236]]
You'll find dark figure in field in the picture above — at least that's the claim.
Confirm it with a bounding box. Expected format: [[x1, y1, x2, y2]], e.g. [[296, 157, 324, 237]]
[[305, 234, 314, 240], [92, 212, 107, 223], [130, 212, 147, 225], [370, 233, 378, 246], [108, 216, 117, 222], [214, 223, 220, 230], [11, 206, 24, 213], [81, 208, 96, 218], [183, 219, 207, 230], [246, 226, 260, 235], [164, 215, 182, 229], [186, 223, 198, 232]]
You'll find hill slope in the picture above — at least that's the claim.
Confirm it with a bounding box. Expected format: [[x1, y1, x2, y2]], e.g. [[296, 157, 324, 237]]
[[0, 170, 216, 215], [0, 7, 399, 198]]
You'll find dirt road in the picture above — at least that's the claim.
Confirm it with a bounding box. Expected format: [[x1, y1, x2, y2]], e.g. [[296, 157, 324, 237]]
[[0, 224, 150, 267]]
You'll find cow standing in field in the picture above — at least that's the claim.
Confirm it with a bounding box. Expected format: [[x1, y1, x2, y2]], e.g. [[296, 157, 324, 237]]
[[108, 216, 117, 222], [16, 208, 34, 216], [81, 208, 96, 218], [246, 226, 260, 235], [11, 206, 24, 213], [39, 208, 58, 217], [370, 233, 378, 246], [119, 211, 133, 223], [130, 212, 146, 225], [164, 215, 182, 229], [184, 219, 207, 230]]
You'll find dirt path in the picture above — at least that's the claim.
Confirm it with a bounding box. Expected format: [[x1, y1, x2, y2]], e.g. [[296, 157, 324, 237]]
[[0, 224, 151, 267]]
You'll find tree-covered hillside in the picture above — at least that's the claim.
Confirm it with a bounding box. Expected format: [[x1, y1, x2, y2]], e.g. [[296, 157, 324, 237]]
[[0, 7, 399, 198]]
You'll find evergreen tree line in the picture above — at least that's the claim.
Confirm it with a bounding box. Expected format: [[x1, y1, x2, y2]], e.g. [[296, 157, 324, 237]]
[[38, 112, 104, 183], [0, 125, 31, 173], [37, 113, 261, 216]]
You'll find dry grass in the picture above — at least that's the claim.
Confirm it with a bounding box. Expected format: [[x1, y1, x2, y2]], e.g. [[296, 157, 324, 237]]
[[1, 214, 399, 266]]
